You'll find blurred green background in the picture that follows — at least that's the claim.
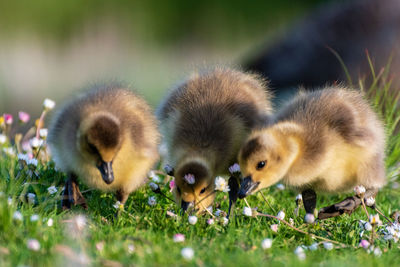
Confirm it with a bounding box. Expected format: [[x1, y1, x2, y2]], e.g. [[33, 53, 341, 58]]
[[0, 0, 330, 118]]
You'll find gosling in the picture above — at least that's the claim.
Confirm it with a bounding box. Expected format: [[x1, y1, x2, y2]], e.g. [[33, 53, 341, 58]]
[[157, 67, 273, 212], [48, 84, 159, 209], [238, 87, 386, 220]]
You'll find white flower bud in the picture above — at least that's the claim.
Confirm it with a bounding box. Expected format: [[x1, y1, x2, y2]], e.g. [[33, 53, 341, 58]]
[[354, 185, 366, 196], [308, 243, 319, 251], [359, 240, 370, 249], [148, 171, 160, 182], [127, 244, 135, 253], [47, 218, 54, 227], [148, 196, 157, 206], [149, 182, 159, 191], [27, 193, 36, 204], [215, 209, 222, 217], [173, 233, 185, 243], [27, 158, 38, 166], [39, 128, 48, 139], [27, 239, 40, 251], [276, 183, 285, 190], [47, 186, 58, 195], [365, 197, 375, 206], [373, 247, 382, 257], [270, 224, 279, 232], [30, 137, 43, 149], [364, 222, 373, 231], [2, 147, 15, 156], [188, 215, 198, 225], [43, 98, 56, 110], [13, 211, 23, 221], [323, 242, 334, 250], [261, 238, 272, 249], [181, 247, 194, 260], [30, 214, 39, 222], [304, 213, 315, 224], [277, 210, 285, 220], [73, 215, 87, 231], [243, 207, 252, 217], [294, 246, 306, 260], [0, 134, 6, 144]]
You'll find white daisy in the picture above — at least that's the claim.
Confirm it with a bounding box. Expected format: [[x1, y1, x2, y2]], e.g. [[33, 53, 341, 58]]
[[43, 98, 56, 110], [215, 176, 230, 192]]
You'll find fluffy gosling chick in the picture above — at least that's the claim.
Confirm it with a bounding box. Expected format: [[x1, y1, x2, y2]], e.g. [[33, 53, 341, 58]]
[[157, 67, 273, 212], [48, 84, 159, 209], [238, 87, 386, 219]]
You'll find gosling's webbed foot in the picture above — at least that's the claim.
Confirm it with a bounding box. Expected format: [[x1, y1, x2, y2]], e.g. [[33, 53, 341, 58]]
[[227, 176, 239, 219], [62, 174, 88, 210], [318, 195, 361, 220]]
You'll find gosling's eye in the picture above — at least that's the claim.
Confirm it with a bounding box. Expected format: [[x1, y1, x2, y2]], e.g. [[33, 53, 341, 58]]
[[256, 161, 267, 170], [87, 142, 98, 154], [177, 187, 181, 194], [200, 187, 206, 194]]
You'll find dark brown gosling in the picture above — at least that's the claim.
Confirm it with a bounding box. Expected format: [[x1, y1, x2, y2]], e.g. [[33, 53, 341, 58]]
[[157, 67, 273, 213]]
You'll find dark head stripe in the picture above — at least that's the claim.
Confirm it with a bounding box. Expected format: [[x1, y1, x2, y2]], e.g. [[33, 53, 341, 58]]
[[240, 137, 262, 161], [88, 118, 120, 148]]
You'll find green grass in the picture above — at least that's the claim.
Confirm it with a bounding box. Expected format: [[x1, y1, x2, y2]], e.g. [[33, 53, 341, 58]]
[[1, 72, 400, 266]]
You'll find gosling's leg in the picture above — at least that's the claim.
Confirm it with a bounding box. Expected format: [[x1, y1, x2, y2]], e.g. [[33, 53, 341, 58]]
[[62, 173, 88, 210], [392, 211, 400, 223], [301, 189, 317, 223], [116, 189, 129, 206], [227, 176, 239, 219], [302, 189, 317, 215], [294, 194, 302, 217], [61, 179, 71, 210], [318, 189, 376, 220], [114, 189, 130, 217]]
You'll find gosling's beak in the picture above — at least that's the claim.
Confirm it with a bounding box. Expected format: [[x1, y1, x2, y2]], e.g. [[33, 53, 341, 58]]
[[238, 176, 259, 199], [181, 200, 190, 212], [97, 161, 114, 184]]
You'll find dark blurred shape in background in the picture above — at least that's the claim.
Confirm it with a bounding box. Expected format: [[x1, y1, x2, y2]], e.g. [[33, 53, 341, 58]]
[[1, 0, 399, 116], [245, 0, 400, 102], [0, 0, 326, 117]]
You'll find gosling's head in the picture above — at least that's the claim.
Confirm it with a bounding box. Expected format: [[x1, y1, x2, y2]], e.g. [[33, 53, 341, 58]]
[[77, 112, 122, 185], [238, 128, 300, 198], [173, 159, 215, 213]]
